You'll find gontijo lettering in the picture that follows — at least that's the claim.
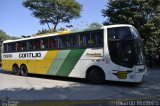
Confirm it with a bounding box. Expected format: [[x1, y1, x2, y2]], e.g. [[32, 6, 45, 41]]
[[19, 53, 41, 58]]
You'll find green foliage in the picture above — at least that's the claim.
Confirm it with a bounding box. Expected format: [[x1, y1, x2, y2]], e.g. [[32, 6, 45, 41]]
[[10, 36, 21, 40], [85, 22, 102, 30], [102, 0, 160, 67], [36, 28, 51, 35], [23, 0, 82, 31], [0, 29, 10, 41]]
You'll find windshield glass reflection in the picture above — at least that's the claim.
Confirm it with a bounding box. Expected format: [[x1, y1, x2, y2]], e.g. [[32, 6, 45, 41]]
[[108, 27, 145, 68]]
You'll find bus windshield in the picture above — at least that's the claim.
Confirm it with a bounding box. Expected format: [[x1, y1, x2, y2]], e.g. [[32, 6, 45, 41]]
[[108, 27, 145, 68]]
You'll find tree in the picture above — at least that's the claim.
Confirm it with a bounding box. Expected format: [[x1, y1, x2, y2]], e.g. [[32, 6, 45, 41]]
[[0, 29, 10, 41], [143, 17, 160, 67], [0, 30, 10, 60], [102, 0, 160, 67], [23, 0, 82, 31], [85, 22, 102, 30]]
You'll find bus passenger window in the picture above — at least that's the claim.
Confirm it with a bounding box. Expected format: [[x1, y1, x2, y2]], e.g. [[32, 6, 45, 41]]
[[34, 40, 40, 50], [11, 43, 16, 52], [41, 38, 48, 49], [80, 33, 89, 46], [92, 31, 103, 45], [16, 42, 21, 51], [59, 36, 67, 48], [88, 33, 94, 45], [5, 44, 10, 52], [21, 42, 27, 50], [68, 34, 79, 47], [7, 44, 11, 52], [3, 44, 7, 52], [49, 37, 58, 49], [26, 41, 33, 50]]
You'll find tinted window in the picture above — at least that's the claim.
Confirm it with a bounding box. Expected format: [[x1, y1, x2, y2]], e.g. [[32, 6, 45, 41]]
[[3, 44, 7, 52], [68, 34, 79, 47], [11, 43, 16, 52], [80, 30, 103, 47], [108, 27, 131, 40], [59, 36, 67, 48], [26, 40, 33, 50], [34, 39, 40, 50], [3, 43, 12, 52], [108, 27, 136, 68], [80, 32, 90, 46], [3, 30, 103, 52], [16, 42, 22, 51], [41, 38, 48, 49], [108, 40, 135, 68], [108, 28, 117, 39], [91, 31, 103, 45], [21, 41, 27, 51], [48, 37, 58, 49]]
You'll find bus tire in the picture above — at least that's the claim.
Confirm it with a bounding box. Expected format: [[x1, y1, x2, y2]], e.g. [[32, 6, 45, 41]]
[[12, 64, 20, 75], [20, 65, 28, 76], [86, 67, 105, 84]]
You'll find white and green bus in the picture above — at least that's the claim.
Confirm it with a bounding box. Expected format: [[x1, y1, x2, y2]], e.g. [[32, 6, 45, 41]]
[[2, 24, 147, 83]]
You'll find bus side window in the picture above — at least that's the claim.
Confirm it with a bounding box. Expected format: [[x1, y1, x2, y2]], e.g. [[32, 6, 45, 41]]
[[34, 39, 40, 50], [6, 44, 9, 52], [68, 34, 79, 47], [21, 41, 27, 51], [5, 44, 9, 52], [3, 44, 7, 52], [11, 43, 16, 52], [48, 37, 58, 49], [80, 32, 89, 46], [92, 31, 103, 45], [41, 38, 48, 49], [88, 33, 94, 45], [26, 41, 33, 50], [16, 42, 21, 51], [59, 36, 67, 48]]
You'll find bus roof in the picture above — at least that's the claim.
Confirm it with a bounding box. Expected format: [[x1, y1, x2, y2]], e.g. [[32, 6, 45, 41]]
[[3, 24, 133, 44], [102, 24, 132, 29]]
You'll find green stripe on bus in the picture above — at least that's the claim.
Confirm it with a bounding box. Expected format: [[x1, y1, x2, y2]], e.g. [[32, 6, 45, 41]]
[[56, 49, 85, 76], [47, 50, 70, 75]]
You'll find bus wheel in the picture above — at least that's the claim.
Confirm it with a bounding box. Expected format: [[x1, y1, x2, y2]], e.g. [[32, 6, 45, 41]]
[[12, 64, 20, 75], [20, 65, 28, 76], [87, 67, 105, 84]]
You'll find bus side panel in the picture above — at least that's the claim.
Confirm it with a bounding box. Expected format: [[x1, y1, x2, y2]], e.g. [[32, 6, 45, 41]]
[[25, 60, 37, 73], [2, 60, 13, 71], [35, 50, 58, 74], [69, 48, 104, 78], [56, 49, 85, 77], [46, 49, 85, 77], [47, 50, 70, 75], [2, 51, 58, 75]]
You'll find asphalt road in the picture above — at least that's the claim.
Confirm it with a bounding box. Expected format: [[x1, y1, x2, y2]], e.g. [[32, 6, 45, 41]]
[[0, 68, 160, 101]]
